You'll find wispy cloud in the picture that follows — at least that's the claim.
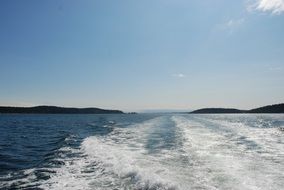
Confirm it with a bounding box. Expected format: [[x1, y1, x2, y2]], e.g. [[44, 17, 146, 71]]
[[172, 73, 186, 78], [269, 66, 283, 71], [216, 18, 245, 34], [248, 0, 284, 14], [226, 18, 245, 29]]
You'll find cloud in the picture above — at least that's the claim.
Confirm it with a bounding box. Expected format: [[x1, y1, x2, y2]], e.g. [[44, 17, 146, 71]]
[[226, 18, 245, 28], [249, 0, 284, 14], [269, 66, 283, 71], [172, 73, 186, 78], [216, 18, 245, 34]]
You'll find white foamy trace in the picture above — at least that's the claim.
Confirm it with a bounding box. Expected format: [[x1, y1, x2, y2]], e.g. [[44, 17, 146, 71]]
[[2, 114, 283, 190]]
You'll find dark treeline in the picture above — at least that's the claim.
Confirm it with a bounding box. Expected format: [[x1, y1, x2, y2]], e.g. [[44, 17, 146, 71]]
[[191, 103, 284, 114], [0, 106, 123, 114]]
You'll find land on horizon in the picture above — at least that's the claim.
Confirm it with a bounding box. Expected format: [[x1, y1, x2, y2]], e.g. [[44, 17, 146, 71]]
[[190, 103, 284, 114], [0, 103, 283, 114], [0, 106, 123, 114]]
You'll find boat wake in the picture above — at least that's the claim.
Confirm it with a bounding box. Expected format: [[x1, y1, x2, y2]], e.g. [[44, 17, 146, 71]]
[[1, 114, 283, 190]]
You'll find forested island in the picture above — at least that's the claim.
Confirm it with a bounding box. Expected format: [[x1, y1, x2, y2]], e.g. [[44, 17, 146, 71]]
[[0, 106, 124, 114], [191, 103, 284, 114], [1, 103, 283, 114]]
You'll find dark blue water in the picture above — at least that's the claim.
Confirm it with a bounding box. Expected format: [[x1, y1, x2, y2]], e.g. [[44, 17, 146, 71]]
[[0, 114, 283, 190], [0, 114, 157, 189]]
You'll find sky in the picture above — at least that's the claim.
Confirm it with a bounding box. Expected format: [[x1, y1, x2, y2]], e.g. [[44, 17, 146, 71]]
[[0, 0, 284, 111]]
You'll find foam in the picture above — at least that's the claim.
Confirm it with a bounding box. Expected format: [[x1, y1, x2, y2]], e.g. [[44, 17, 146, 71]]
[[17, 114, 284, 190], [39, 117, 181, 190], [172, 115, 284, 190], [81, 136, 178, 190]]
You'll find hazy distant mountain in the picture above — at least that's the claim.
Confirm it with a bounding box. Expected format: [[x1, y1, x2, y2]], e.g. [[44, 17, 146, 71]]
[[0, 106, 123, 114], [191, 103, 284, 114]]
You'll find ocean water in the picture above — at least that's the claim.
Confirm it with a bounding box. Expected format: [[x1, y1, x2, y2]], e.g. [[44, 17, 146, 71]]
[[0, 114, 283, 190]]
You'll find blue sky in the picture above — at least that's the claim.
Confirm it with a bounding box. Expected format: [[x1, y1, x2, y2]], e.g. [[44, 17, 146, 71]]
[[0, 0, 284, 111]]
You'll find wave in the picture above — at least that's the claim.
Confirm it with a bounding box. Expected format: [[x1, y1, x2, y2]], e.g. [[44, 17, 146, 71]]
[[2, 114, 283, 190], [38, 117, 180, 190], [172, 115, 284, 190], [0, 133, 80, 189]]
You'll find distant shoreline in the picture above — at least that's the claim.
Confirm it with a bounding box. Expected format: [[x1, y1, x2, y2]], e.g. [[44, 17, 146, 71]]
[[190, 103, 284, 114], [0, 106, 124, 114], [0, 103, 283, 114]]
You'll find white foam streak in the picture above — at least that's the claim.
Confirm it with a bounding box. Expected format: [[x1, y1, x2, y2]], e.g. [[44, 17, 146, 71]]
[[172, 115, 284, 190], [81, 136, 177, 190], [40, 117, 180, 190], [37, 115, 284, 190]]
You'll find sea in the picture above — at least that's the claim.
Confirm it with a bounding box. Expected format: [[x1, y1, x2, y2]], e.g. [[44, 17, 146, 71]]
[[0, 113, 283, 190]]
